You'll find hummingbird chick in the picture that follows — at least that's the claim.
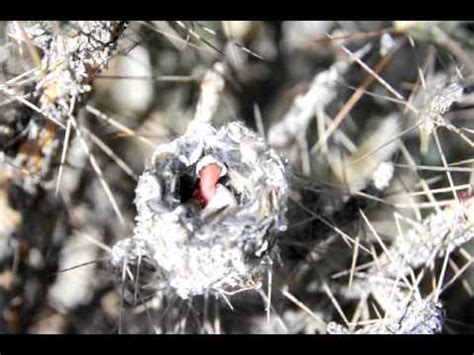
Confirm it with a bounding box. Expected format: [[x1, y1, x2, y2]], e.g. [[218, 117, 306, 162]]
[[193, 155, 237, 222]]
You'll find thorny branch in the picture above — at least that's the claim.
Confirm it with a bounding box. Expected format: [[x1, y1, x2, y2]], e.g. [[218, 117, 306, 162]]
[[1, 21, 474, 334], [0, 21, 126, 332]]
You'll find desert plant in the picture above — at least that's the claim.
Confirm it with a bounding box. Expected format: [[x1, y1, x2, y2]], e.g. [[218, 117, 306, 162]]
[[0, 20, 473, 334]]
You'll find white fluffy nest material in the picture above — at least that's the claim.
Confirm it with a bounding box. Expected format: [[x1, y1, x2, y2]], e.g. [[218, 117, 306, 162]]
[[112, 122, 290, 299]]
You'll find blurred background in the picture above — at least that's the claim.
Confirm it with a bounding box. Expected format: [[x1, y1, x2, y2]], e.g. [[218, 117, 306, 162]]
[[0, 21, 473, 333]]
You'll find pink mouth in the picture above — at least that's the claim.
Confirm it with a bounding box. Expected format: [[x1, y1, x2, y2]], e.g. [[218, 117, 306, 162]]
[[194, 163, 222, 206]]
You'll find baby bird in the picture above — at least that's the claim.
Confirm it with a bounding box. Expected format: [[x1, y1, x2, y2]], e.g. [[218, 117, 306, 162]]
[[194, 155, 237, 222]]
